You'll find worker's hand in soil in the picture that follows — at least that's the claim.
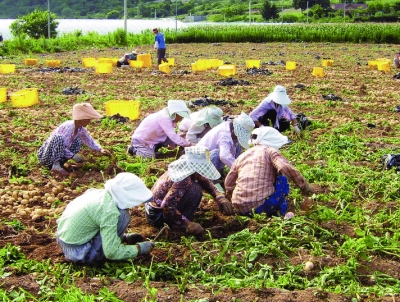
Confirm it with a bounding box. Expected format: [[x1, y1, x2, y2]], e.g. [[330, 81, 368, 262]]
[[186, 222, 204, 235], [301, 183, 313, 196], [217, 197, 234, 215], [72, 154, 85, 163], [100, 148, 112, 157], [138, 241, 155, 255], [225, 190, 233, 201], [122, 233, 145, 245], [300, 196, 314, 212], [293, 125, 301, 135]]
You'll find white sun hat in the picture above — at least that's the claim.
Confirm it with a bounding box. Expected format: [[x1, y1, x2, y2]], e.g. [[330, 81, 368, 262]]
[[266, 85, 291, 105], [250, 126, 290, 150], [195, 106, 223, 128], [104, 172, 153, 209], [233, 112, 255, 149], [167, 100, 191, 120], [168, 146, 221, 182]]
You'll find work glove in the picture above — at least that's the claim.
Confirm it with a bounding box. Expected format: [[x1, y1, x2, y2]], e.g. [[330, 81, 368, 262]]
[[138, 241, 155, 255], [186, 222, 204, 235], [72, 154, 85, 163], [301, 183, 313, 196], [122, 233, 144, 245], [217, 197, 233, 215], [100, 148, 111, 157], [293, 125, 301, 135]]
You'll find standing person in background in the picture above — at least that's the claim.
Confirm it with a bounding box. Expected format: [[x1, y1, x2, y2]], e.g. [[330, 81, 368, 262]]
[[394, 52, 400, 68], [250, 85, 301, 135], [153, 28, 168, 65]]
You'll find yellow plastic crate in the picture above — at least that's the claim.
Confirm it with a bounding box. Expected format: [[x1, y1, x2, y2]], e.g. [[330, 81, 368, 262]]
[[368, 60, 379, 70], [159, 63, 171, 74], [312, 67, 324, 77], [246, 60, 261, 69], [378, 62, 390, 72], [191, 62, 199, 71], [286, 61, 296, 71], [98, 58, 113, 64], [322, 59, 334, 67], [10, 88, 39, 108], [111, 58, 119, 66], [95, 63, 113, 74], [129, 60, 144, 68], [105, 100, 140, 120], [24, 58, 38, 66], [82, 58, 97, 68], [137, 54, 152, 68], [0, 64, 16, 74], [166, 58, 175, 66], [218, 65, 236, 76], [209, 59, 224, 69], [46, 60, 61, 67], [0, 88, 6, 103], [196, 59, 210, 71]]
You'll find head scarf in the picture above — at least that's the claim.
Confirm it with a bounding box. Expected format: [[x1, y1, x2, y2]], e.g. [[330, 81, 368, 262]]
[[195, 107, 223, 128], [166, 100, 191, 120], [72, 103, 102, 120], [233, 112, 255, 149], [251, 126, 290, 150], [168, 146, 220, 182], [104, 172, 153, 209], [263, 85, 291, 106]]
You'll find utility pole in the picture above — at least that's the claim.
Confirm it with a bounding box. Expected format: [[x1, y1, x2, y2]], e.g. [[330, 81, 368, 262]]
[[124, 0, 127, 33], [249, 0, 251, 24], [281, 0, 284, 23], [175, 0, 178, 32], [343, 1, 346, 19], [307, 1, 309, 23], [47, 0, 50, 39], [155, 9, 157, 19]]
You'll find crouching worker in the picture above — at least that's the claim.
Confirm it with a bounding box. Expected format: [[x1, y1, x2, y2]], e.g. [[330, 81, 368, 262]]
[[56, 173, 155, 264], [145, 146, 233, 236], [128, 100, 193, 159], [224, 127, 313, 217], [37, 103, 111, 176], [117, 49, 138, 67]]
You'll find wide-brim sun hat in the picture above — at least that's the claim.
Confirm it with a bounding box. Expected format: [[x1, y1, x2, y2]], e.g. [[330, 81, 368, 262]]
[[72, 103, 102, 120], [168, 146, 221, 182], [233, 112, 255, 149], [195, 106, 223, 128], [250, 126, 290, 150], [167, 100, 191, 119], [268, 85, 291, 105]]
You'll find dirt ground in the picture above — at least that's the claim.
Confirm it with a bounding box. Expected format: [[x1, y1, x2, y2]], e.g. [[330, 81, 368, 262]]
[[1, 42, 400, 301]]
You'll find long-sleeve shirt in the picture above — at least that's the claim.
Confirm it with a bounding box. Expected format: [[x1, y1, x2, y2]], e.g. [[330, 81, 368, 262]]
[[225, 145, 308, 215], [178, 113, 209, 144], [56, 190, 139, 260], [197, 121, 238, 168], [154, 32, 166, 49], [131, 110, 191, 149], [151, 171, 220, 223], [44, 120, 102, 159], [249, 101, 296, 129]]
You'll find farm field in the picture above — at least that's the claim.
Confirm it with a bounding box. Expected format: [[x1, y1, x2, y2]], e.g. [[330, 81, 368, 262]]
[[0, 42, 400, 301]]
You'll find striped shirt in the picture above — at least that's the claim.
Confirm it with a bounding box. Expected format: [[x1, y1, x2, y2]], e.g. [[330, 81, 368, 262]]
[[249, 100, 296, 129], [224, 145, 308, 214], [197, 121, 238, 168], [43, 120, 102, 159], [56, 190, 139, 260], [131, 110, 191, 148]]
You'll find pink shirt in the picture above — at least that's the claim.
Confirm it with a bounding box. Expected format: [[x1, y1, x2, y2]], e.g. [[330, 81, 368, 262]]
[[131, 110, 191, 148], [45, 120, 102, 159]]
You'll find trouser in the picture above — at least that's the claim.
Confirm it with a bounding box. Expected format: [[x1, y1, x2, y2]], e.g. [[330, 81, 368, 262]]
[[56, 209, 130, 264], [145, 182, 202, 228], [257, 110, 291, 133], [157, 48, 168, 65], [253, 175, 290, 217], [37, 135, 82, 168]]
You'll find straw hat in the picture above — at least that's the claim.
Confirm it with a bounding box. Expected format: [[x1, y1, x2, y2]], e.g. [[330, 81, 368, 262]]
[[195, 107, 223, 128], [250, 126, 290, 150], [267, 85, 291, 105], [72, 103, 102, 120], [233, 112, 255, 149], [167, 100, 191, 119], [168, 146, 221, 182]]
